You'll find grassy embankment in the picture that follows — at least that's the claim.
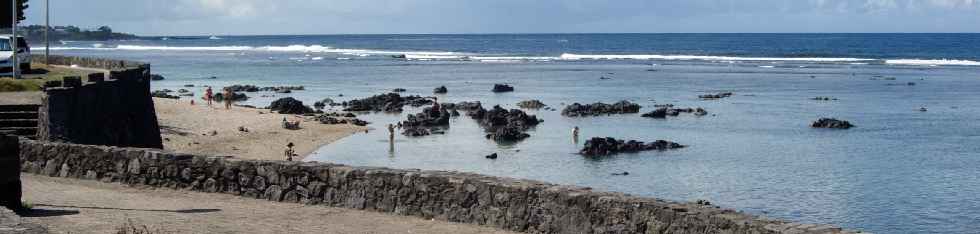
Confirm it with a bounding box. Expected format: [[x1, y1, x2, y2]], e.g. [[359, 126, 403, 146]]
[[0, 63, 95, 92]]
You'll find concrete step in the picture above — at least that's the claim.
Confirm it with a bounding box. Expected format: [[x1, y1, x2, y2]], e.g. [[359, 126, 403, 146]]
[[0, 119, 38, 128], [0, 105, 40, 112], [0, 127, 37, 136], [0, 111, 39, 120]]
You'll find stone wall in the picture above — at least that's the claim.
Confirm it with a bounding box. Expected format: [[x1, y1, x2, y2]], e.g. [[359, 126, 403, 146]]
[[36, 55, 163, 149], [18, 139, 854, 234], [0, 135, 22, 211]]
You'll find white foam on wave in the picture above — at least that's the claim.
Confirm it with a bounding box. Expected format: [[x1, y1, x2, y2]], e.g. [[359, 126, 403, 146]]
[[885, 59, 980, 66], [48, 44, 461, 57], [559, 53, 874, 62]]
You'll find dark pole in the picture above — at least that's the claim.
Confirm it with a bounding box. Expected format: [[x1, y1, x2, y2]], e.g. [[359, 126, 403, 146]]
[[44, 0, 49, 65], [11, 0, 18, 79]]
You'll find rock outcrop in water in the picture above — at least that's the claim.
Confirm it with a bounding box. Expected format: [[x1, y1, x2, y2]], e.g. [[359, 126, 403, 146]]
[[517, 100, 547, 109], [492, 84, 515, 93], [316, 115, 369, 126], [313, 98, 335, 109], [434, 86, 448, 94], [403, 106, 451, 128], [150, 74, 165, 81], [699, 92, 734, 100], [342, 93, 430, 113], [269, 97, 315, 114], [811, 118, 854, 129], [151, 90, 179, 99], [213, 92, 249, 102], [468, 105, 542, 141], [641, 107, 707, 119], [580, 137, 685, 156], [561, 101, 641, 117], [225, 85, 305, 93]]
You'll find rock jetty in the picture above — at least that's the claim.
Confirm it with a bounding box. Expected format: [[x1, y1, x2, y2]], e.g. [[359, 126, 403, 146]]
[[699, 92, 734, 99]]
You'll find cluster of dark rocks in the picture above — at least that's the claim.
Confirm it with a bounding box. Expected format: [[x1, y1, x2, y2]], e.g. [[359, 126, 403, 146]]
[[516, 100, 547, 109], [225, 84, 306, 93], [468, 105, 542, 141], [313, 98, 336, 109], [642, 107, 708, 119], [811, 97, 838, 101], [268, 97, 315, 114], [342, 93, 431, 112], [811, 118, 854, 129], [443, 101, 483, 111], [316, 115, 369, 126], [434, 86, 448, 94], [151, 90, 179, 99], [561, 101, 641, 117], [177, 89, 193, 97], [699, 92, 734, 99], [492, 84, 514, 93], [150, 74, 165, 81], [213, 92, 249, 102], [392, 88, 407, 93], [400, 105, 452, 137], [580, 137, 685, 156]]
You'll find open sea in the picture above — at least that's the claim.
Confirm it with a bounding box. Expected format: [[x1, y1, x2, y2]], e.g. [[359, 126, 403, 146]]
[[51, 34, 980, 233]]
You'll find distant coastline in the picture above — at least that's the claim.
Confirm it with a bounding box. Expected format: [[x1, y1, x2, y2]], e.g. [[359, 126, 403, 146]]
[[2, 25, 138, 43]]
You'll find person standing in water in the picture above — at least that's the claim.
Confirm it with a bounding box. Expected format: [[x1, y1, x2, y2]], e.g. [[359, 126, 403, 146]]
[[572, 126, 580, 144], [223, 88, 233, 109], [285, 142, 295, 161], [204, 87, 213, 107], [387, 124, 396, 141]]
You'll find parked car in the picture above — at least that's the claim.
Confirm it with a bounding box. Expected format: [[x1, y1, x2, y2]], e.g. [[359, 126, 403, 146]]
[[0, 35, 31, 76]]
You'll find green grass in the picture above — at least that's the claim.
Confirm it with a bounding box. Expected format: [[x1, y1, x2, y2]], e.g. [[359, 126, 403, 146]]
[[20, 200, 33, 209], [0, 63, 99, 92]]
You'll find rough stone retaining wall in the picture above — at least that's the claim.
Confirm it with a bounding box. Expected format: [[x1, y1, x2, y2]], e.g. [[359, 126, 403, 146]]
[[36, 55, 163, 149], [17, 139, 857, 234], [0, 135, 22, 211]]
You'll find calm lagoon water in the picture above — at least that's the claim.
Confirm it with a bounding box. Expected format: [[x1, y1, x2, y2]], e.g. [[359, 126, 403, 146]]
[[53, 34, 980, 233]]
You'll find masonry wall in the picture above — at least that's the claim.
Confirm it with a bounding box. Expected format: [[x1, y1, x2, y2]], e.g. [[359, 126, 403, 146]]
[[36, 55, 163, 149], [17, 139, 852, 234], [0, 135, 22, 211]]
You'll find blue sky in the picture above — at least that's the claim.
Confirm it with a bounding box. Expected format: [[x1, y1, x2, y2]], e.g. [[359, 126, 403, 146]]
[[22, 0, 980, 35]]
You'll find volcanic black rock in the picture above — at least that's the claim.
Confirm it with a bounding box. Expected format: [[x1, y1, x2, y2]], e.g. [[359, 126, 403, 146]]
[[517, 100, 547, 109], [561, 101, 641, 117], [269, 97, 315, 114], [434, 86, 448, 94], [492, 84, 514, 93], [811, 118, 854, 129], [580, 137, 685, 156]]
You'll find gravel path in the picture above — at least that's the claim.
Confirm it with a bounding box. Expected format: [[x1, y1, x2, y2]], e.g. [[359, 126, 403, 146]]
[[21, 174, 517, 234]]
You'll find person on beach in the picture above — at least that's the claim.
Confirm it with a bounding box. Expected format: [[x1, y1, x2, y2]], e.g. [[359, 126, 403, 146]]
[[223, 88, 233, 109], [285, 142, 295, 161], [204, 87, 213, 106]]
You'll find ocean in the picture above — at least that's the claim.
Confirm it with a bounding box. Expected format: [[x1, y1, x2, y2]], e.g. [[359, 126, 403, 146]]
[[51, 34, 980, 233]]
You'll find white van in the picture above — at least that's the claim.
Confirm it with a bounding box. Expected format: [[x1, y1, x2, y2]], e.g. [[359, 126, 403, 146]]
[[0, 35, 31, 76]]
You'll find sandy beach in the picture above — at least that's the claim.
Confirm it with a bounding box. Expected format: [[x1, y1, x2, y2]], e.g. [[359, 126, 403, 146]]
[[154, 98, 367, 161]]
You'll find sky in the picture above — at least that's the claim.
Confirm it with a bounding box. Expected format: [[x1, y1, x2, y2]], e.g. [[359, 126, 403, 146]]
[[20, 0, 980, 36]]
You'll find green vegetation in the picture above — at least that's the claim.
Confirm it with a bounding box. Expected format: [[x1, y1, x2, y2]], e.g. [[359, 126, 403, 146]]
[[20, 200, 33, 209], [0, 63, 99, 92], [3, 25, 138, 43]]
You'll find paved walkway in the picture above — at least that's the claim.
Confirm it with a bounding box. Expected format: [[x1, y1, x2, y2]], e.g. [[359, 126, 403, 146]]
[[21, 174, 517, 234]]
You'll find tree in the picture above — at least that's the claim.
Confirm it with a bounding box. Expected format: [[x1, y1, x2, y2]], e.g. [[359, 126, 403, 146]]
[[97, 26, 112, 33], [0, 0, 29, 27]]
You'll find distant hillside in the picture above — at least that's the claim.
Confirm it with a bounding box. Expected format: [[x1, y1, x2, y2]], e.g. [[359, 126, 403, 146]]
[[1, 25, 138, 43]]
